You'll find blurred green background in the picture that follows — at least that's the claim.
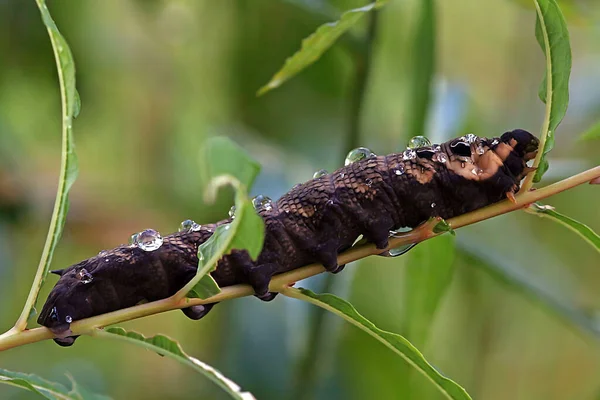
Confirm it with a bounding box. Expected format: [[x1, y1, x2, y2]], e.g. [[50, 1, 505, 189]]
[[1, 0, 599, 399]]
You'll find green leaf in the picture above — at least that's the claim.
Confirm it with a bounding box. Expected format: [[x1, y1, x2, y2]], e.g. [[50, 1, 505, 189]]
[[433, 218, 455, 236], [15, 0, 80, 328], [532, 0, 572, 182], [181, 137, 264, 299], [187, 275, 222, 299], [257, 1, 388, 96], [180, 176, 265, 299], [526, 203, 600, 252], [406, 0, 436, 137], [97, 328, 254, 400], [404, 235, 455, 348], [0, 368, 109, 400], [282, 287, 472, 400], [457, 239, 600, 339], [200, 137, 261, 192], [579, 120, 600, 141]]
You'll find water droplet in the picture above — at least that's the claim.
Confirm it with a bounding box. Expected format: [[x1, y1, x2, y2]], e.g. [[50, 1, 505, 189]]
[[129, 233, 139, 245], [476, 145, 485, 155], [365, 178, 373, 187], [345, 147, 375, 166], [326, 199, 334, 206], [402, 148, 417, 161], [252, 195, 273, 211], [76, 268, 93, 284], [179, 219, 201, 232], [492, 139, 499, 146], [431, 202, 436, 208], [379, 243, 417, 257], [340, 173, 346, 179], [313, 169, 328, 179], [133, 229, 163, 251], [65, 315, 73, 323], [471, 167, 483, 176], [50, 307, 59, 322], [433, 145, 442, 152], [434, 152, 448, 163], [461, 162, 465, 168], [394, 164, 405, 175], [407, 136, 432, 149], [228, 206, 236, 219], [464, 133, 478, 143]]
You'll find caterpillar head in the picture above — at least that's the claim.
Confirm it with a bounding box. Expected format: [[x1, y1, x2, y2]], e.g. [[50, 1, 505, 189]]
[[444, 129, 539, 184]]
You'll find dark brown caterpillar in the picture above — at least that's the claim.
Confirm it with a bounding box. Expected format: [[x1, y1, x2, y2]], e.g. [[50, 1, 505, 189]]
[[38, 129, 539, 346]]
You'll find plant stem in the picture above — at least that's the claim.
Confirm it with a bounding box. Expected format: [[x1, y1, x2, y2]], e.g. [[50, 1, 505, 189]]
[[14, 0, 78, 332], [0, 165, 598, 352]]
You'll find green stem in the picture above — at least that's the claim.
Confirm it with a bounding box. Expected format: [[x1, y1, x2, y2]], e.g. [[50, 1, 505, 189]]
[[521, 0, 553, 191], [14, 0, 77, 331], [0, 166, 598, 352]]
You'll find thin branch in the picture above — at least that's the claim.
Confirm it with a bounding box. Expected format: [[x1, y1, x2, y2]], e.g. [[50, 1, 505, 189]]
[[0, 166, 598, 352]]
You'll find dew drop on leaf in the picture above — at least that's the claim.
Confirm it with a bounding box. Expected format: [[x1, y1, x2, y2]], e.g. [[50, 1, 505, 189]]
[[228, 206, 236, 219]]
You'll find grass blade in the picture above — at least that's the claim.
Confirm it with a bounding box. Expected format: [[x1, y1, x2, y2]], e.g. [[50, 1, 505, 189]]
[[528, 0, 572, 184], [525, 203, 600, 252], [13, 0, 80, 330], [257, 1, 388, 96], [95, 328, 254, 400], [281, 287, 472, 400]]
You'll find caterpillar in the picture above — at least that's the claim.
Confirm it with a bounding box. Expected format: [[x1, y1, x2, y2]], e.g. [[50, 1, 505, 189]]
[[38, 129, 539, 346]]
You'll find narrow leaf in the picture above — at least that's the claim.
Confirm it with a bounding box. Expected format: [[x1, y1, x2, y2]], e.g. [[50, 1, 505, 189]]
[[406, 0, 436, 136], [257, 1, 388, 96], [96, 328, 254, 400], [579, 120, 600, 141], [458, 239, 600, 338], [0, 368, 109, 400], [282, 287, 472, 400], [526, 203, 600, 252], [532, 0, 572, 182], [404, 235, 455, 347], [15, 0, 80, 329]]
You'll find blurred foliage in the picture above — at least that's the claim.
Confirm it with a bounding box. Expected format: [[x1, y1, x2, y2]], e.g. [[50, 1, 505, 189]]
[[0, 0, 599, 399]]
